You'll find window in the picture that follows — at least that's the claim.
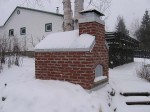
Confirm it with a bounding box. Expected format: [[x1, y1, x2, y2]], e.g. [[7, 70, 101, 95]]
[[9, 29, 14, 36], [20, 27, 26, 35], [45, 23, 52, 32], [95, 64, 103, 78], [17, 10, 20, 15]]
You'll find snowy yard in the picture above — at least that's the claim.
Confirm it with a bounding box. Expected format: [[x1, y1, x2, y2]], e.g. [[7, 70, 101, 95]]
[[109, 58, 150, 112], [0, 58, 105, 112], [0, 57, 150, 112]]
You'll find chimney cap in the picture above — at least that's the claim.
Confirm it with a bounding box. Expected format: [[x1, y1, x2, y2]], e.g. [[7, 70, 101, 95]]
[[80, 9, 104, 16], [56, 7, 59, 13]]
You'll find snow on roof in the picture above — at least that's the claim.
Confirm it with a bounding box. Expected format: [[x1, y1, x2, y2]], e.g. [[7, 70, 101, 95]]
[[35, 30, 95, 52]]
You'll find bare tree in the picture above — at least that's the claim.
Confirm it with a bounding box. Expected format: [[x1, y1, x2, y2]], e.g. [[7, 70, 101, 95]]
[[19, 0, 46, 8], [30, 34, 45, 47], [63, 0, 111, 30], [88, 0, 111, 21], [74, 0, 84, 29], [62, 0, 74, 31], [136, 64, 150, 82], [0, 31, 25, 71], [88, 0, 111, 13], [0, 32, 9, 64]]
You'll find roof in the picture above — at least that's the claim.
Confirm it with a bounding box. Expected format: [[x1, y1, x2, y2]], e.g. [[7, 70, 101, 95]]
[[0, 6, 63, 27], [17, 6, 63, 16], [80, 9, 104, 16], [35, 30, 95, 52]]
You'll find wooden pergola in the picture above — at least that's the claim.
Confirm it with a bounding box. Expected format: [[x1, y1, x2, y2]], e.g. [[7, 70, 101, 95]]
[[105, 32, 139, 68]]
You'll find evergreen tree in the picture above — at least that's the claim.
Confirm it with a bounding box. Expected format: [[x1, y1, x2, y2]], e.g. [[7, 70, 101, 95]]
[[115, 16, 129, 35], [135, 10, 150, 49]]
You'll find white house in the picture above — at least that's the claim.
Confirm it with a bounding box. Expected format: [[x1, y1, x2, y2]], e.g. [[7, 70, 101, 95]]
[[0, 6, 64, 52]]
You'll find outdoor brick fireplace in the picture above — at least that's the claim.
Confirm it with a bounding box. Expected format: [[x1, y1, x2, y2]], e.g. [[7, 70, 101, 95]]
[[35, 9, 109, 89]]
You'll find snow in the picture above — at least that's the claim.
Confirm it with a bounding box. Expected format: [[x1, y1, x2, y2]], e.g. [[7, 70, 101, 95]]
[[0, 58, 35, 84], [0, 57, 104, 112], [94, 76, 107, 82], [125, 96, 150, 102], [1, 80, 101, 112], [109, 58, 150, 93], [0, 57, 150, 112], [134, 58, 150, 64], [109, 58, 150, 112], [35, 30, 95, 51]]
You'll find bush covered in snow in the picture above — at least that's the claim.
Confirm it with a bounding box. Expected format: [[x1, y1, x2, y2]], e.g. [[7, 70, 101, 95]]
[[136, 64, 150, 82]]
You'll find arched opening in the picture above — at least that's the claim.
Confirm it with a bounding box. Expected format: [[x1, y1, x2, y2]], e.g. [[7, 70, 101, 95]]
[[95, 64, 103, 78], [94, 64, 107, 82]]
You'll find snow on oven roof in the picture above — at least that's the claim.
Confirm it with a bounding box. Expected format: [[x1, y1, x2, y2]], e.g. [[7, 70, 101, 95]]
[[35, 30, 95, 52]]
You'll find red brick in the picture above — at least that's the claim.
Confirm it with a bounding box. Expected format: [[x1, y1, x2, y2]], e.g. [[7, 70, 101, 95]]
[[35, 21, 109, 89]]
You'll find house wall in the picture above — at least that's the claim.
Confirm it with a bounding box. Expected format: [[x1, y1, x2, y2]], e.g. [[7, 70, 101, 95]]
[[0, 7, 63, 51], [35, 21, 109, 89]]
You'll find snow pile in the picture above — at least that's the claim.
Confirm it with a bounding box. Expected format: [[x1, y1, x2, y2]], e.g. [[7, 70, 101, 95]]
[[0, 57, 103, 112], [35, 30, 95, 51], [0, 80, 101, 112]]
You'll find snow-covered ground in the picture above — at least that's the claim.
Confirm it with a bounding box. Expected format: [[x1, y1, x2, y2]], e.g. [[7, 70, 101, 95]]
[[109, 58, 150, 112], [0, 57, 150, 112], [109, 58, 150, 93], [0, 57, 110, 112]]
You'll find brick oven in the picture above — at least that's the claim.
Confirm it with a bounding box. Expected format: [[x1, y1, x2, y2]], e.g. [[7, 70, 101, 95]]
[[35, 9, 109, 89]]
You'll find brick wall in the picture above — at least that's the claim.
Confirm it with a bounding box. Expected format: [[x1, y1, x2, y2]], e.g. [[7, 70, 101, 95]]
[[35, 52, 95, 89], [35, 21, 109, 89], [79, 22, 109, 77]]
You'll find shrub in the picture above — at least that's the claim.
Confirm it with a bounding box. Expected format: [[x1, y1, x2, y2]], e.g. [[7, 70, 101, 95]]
[[136, 64, 150, 82]]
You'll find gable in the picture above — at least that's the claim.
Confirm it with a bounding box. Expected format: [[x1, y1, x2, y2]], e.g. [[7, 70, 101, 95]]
[[0, 6, 63, 28]]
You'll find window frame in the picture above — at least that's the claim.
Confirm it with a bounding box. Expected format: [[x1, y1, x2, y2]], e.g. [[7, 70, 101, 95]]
[[20, 27, 26, 35], [9, 29, 14, 36], [45, 23, 52, 32]]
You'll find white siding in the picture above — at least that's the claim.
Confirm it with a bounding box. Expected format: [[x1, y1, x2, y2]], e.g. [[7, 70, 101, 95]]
[[0, 7, 63, 51]]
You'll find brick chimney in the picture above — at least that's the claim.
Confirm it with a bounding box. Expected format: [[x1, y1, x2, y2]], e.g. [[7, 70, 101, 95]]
[[79, 9, 109, 77], [79, 9, 105, 46]]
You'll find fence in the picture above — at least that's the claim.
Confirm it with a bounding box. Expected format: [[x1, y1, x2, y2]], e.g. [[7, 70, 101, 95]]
[[134, 50, 150, 59]]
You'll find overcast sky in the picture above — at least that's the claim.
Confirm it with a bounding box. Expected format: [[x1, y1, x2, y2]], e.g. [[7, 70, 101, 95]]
[[0, 0, 150, 32]]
